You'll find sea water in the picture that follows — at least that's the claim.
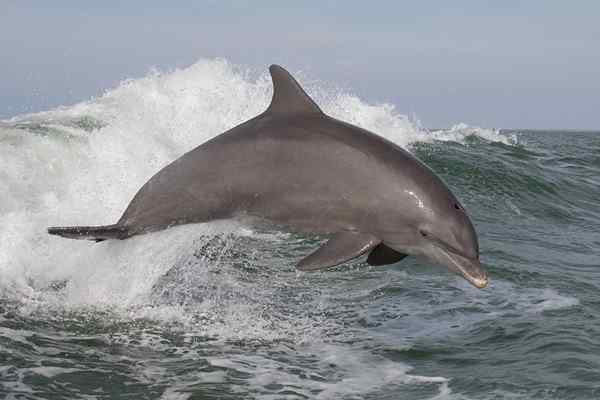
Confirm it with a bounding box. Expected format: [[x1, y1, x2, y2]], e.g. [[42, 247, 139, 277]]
[[0, 59, 598, 399]]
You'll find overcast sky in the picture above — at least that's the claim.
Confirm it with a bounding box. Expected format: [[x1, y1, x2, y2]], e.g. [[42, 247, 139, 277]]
[[1, 1, 599, 129]]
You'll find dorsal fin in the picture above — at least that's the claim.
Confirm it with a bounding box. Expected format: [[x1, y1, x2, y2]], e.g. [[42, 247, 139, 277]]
[[266, 65, 323, 115]]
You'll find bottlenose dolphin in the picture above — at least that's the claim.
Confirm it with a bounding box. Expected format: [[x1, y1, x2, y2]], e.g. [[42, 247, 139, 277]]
[[48, 65, 488, 288]]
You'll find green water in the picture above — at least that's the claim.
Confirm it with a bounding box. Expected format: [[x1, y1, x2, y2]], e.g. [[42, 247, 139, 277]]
[[0, 58, 598, 398], [1, 128, 598, 399]]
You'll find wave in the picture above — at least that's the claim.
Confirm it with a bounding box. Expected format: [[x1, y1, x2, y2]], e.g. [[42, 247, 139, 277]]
[[0, 58, 518, 298], [3, 58, 598, 399], [4, 59, 515, 147]]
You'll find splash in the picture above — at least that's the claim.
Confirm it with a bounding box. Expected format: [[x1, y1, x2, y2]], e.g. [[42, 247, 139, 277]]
[[0, 58, 517, 303], [432, 123, 518, 145]]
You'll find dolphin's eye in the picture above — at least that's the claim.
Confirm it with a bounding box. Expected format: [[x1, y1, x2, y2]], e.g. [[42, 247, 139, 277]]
[[454, 203, 461, 211], [420, 230, 428, 237]]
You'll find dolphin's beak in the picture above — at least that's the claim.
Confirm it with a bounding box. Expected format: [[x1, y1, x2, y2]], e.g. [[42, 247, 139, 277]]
[[443, 250, 488, 288], [425, 241, 489, 289]]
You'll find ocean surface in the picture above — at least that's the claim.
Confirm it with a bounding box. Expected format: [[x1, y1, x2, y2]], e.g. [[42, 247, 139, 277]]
[[1, 59, 598, 399]]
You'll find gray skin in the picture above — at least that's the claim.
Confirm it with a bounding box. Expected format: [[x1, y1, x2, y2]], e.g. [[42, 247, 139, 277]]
[[48, 65, 488, 288]]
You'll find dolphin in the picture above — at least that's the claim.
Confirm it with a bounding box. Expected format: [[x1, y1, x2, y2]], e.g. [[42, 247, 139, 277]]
[[48, 65, 488, 288]]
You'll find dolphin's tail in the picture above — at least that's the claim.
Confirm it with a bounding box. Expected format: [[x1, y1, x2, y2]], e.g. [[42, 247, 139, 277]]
[[47, 224, 129, 242]]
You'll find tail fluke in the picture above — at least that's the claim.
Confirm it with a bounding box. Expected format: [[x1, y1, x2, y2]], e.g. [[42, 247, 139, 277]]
[[47, 224, 129, 242]]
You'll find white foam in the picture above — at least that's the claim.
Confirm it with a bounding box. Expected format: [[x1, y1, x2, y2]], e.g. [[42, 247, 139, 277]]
[[431, 123, 518, 145], [208, 342, 450, 399], [527, 288, 580, 313], [159, 388, 193, 400], [458, 279, 580, 315], [28, 366, 79, 379]]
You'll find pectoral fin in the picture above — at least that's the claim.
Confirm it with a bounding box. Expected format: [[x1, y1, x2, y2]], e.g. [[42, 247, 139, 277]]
[[367, 243, 408, 266], [297, 232, 381, 271]]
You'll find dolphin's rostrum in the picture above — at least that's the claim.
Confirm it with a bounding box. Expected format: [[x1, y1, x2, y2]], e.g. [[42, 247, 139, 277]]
[[48, 65, 488, 288]]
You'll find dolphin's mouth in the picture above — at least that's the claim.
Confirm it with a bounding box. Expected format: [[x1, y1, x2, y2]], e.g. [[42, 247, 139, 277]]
[[443, 249, 488, 288], [429, 238, 488, 289]]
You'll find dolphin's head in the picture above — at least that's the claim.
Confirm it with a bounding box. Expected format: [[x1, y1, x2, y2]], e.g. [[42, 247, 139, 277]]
[[383, 182, 488, 289], [414, 199, 488, 288]]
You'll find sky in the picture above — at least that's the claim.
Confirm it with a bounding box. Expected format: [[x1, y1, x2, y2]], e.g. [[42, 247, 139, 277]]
[[1, 1, 599, 129]]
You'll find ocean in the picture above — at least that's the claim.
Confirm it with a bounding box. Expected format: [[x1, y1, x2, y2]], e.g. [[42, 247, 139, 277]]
[[1, 59, 598, 399]]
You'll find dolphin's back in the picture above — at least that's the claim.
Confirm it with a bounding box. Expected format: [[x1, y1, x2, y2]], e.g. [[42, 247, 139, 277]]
[[116, 113, 402, 235], [48, 64, 430, 240]]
